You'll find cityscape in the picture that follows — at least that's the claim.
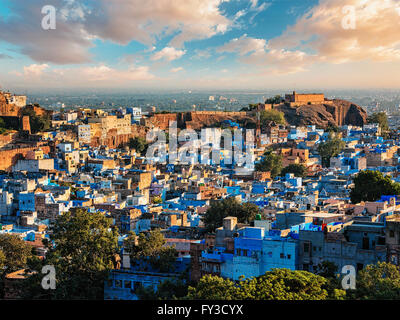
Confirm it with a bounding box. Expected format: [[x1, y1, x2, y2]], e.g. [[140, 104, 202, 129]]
[[0, 0, 400, 308]]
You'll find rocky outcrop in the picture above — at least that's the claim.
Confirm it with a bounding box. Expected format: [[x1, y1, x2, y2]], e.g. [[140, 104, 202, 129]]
[[276, 99, 368, 128], [144, 99, 367, 131]]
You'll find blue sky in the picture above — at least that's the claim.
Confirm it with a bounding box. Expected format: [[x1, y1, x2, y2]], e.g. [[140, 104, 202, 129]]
[[0, 0, 399, 90]]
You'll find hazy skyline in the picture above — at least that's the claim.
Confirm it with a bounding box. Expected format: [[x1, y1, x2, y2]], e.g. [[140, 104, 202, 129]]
[[0, 0, 400, 91]]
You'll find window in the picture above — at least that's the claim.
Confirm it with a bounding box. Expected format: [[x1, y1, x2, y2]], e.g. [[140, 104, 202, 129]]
[[280, 253, 284, 259], [124, 281, 131, 289], [390, 230, 395, 238], [303, 243, 310, 253], [243, 249, 248, 257], [115, 280, 122, 288], [287, 254, 291, 260]]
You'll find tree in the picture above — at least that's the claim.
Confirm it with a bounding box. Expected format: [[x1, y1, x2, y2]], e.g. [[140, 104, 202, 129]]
[[0, 234, 34, 274], [281, 164, 307, 178], [125, 229, 177, 273], [186, 269, 337, 300], [186, 275, 242, 300], [318, 133, 345, 167], [255, 149, 283, 178], [128, 136, 148, 155], [350, 170, 400, 204], [260, 109, 286, 126], [351, 262, 400, 300], [368, 112, 389, 133], [21, 107, 51, 133], [0, 250, 5, 271], [0, 234, 35, 298], [265, 95, 282, 105], [25, 209, 120, 299], [315, 261, 346, 300], [203, 197, 262, 232], [241, 269, 329, 300], [137, 278, 189, 300]]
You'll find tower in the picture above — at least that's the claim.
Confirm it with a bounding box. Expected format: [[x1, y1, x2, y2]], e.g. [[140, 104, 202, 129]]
[[22, 115, 31, 134]]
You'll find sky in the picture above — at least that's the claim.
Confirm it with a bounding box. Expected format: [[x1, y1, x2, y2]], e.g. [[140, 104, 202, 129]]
[[0, 0, 399, 91]]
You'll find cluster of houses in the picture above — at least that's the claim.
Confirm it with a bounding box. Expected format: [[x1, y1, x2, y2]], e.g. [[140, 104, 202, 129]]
[[1, 103, 400, 300]]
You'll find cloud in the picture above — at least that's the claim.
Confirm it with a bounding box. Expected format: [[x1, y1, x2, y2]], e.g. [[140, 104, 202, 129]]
[[270, 0, 400, 64], [224, 0, 400, 75], [23, 64, 50, 77], [217, 34, 267, 55], [0, 0, 233, 64], [10, 63, 155, 87], [152, 47, 186, 61], [171, 67, 184, 73]]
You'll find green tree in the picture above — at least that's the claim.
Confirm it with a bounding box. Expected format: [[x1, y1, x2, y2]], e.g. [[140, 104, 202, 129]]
[[125, 229, 177, 273], [128, 136, 148, 155], [0, 234, 34, 274], [0, 250, 5, 270], [255, 149, 283, 178], [187, 269, 336, 300], [351, 262, 400, 300], [281, 164, 307, 178], [260, 109, 286, 126], [25, 209, 120, 299], [265, 95, 282, 105], [137, 278, 189, 300], [350, 170, 400, 204], [241, 269, 329, 300], [368, 112, 389, 133], [318, 133, 345, 167], [21, 107, 51, 134], [186, 275, 242, 300], [0, 234, 35, 298], [315, 261, 346, 300], [203, 197, 262, 232]]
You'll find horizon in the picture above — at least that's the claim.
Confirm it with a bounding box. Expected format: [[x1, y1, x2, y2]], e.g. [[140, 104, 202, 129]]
[[1, 0, 400, 91]]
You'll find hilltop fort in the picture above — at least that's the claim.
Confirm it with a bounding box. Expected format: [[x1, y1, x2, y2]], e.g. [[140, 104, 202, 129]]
[[144, 92, 368, 130]]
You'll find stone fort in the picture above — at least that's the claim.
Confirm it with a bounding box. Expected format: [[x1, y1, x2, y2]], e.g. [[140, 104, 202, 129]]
[[284, 91, 332, 107]]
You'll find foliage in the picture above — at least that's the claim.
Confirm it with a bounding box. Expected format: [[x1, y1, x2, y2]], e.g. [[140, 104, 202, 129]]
[[350, 170, 400, 204], [368, 112, 389, 133], [240, 104, 258, 112], [136, 278, 189, 300], [203, 197, 262, 232], [0, 234, 35, 298], [0, 117, 13, 134], [265, 95, 282, 105], [24, 209, 120, 299], [350, 262, 400, 300], [152, 196, 162, 204], [255, 149, 283, 178], [315, 261, 346, 300], [317, 133, 345, 167], [128, 136, 148, 155], [0, 250, 5, 270], [0, 234, 34, 274], [187, 269, 333, 300], [260, 109, 286, 126], [281, 164, 307, 178], [186, 275, 242, 300], [125, 229, 177, 273], [21, 107, 51, 133]]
